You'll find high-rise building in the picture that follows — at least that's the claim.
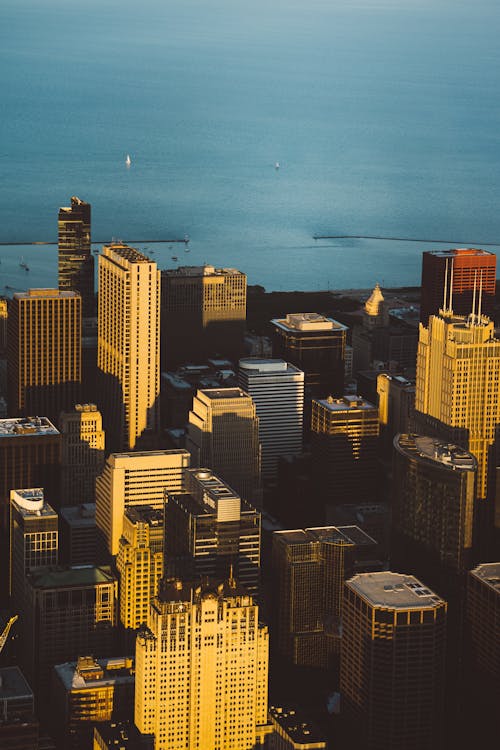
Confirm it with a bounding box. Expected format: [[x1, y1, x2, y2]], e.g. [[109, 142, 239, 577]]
[[0, 666, 38, 750], [95, 450, 189, 556], [97, 244, 160, 452], [238, 359, 304, 482], [415, 310, 500, 541], [420, 248, 496, 325], [7, 289, 82, 426], [268, 706, 327, 750], [59, 503, 96, 566], [60, 404, 105, 506], [376, 373, 415, 453], [0, 416, 60, 602], [53, 656, 135, 750], [116, 506, 164, 632], [23, 565, 117, 699], [340, 571, 447, 750], [186, 388, 262, 505], [271, 313, 347, 399], [166, 468, 261, 595], [161, 265, 246, 370], [392, 434, 476, 597], [272, 526, 377, 669], [58, 197, 94, 318], [310, 396, 380, 508], [9, 488, 58, 616], [134, 578, 270, 750]]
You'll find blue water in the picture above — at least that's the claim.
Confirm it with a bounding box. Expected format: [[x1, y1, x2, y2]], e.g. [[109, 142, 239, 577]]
[[1, 0, 500, 292]]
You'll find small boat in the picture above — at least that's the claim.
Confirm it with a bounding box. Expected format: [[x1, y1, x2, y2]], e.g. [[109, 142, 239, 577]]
[[93, 249, 99, 255], [184, 234, 190, 243], [125, 154, 131, 167], [184, 246, 190, 253], [171, 256, 178, 262], [275, 162, 280, 170], [20, 257, 29, 271]]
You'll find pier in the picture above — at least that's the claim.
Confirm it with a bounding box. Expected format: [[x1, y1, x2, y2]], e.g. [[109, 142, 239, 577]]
[[313, 234, 500, 246]]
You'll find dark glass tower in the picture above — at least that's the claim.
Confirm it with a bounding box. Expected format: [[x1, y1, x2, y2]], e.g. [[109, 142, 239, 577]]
[[58, 196, 94, 317]]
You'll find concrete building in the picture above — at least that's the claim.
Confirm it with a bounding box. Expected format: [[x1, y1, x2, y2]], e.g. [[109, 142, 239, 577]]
[[0, 666, 38, 750], [340, 571, 447, 750], [271, 313, 347, 399], [59, 404, 105, 506], [161, 265, 246, 370], [116, 506, 164, 632], [420, 248, 496, 325], [268, 706, 326, 750], [238, 359, 304, 482], [95, 450, 189, 556], [59, 504, 96, 566], [58, 197, 94, 318], [310, 396, 379, 508], [377, 373, 415, 453], [7, 289, 82, 426], [53, 656, 135, 750], [272, 526, 377, 669], [135, 578, 270, 750], [166, 468, 261, 595], [466, 563, 499, 716], [186, 388, 261, 506], [98, 244, 160, 452]]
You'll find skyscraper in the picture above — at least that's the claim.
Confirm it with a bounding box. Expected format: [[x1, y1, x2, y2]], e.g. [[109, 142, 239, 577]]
[[58, 196, 94, 317], [271, 313, 347, 399], [310, 396, 379, 508], [59, 403, 105, 506], [7, 289, 82, 425], [420, 248, 496, 325], [186, 388, 262, 506], [161, 265, 246, 370], [238, 359, 304, 482], [272, 526, 377, 669], [134, 578, 270, 750], [98, 243, 160, 452], [95, 449, 189, 556], [340, 571, 447, 750], [166, 468, 261, 595]]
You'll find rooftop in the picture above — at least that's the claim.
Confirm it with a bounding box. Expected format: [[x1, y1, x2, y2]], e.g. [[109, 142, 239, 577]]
[[394, 434, 477, 472], [14, 288, 80, 300], [272, 312, 347, 333], [198, 387, 248, 400], [28, 565, 116, 590], [347, 571, 444, 609], [315, 395, 377, 412], [0, 667, 33, 703], [163, 265, 244, 277], [470, 562, 500, 594], [54, 656, 134, 692], [0, 416, 59, 438], [239, 358, 303, 376], [124, 505, 164, 527], [59, 503, 96, 527], [269, 706, 326, 747], [103, 243, 152, 264], [10, 488, 57, 518], [425, 247, 495, 259], [274, 525, 376, 548]]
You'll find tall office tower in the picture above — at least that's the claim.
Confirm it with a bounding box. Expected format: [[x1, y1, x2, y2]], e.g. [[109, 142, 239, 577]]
[[186, 388, 262, 506], [0, 417, 60, 602], [310, 396, 379, 508], [376, 373, 415, 454], [0, 666, 38, 750], [58, 196, 94, 318], [53, 656, 135, 750], [23, 565, 117, 699], [59, 404, 105, 506], [272, 526, 377, 669], [340, 571, 447, 750], [9, 489, 58, 612], [161, 265, 247, 370], [238, 359, 304, 483], [95, 450, 190, 556], [420, 248, 496, 325], [271, 313, 347, 399], [98, 244, 160, 452], [116, 506, 164, 632], [59, 503, 96, 565], [392, 435, 477, 597], [135, 578, 270, 750], [465, 563, 499, 739], [166, 468, 261, 595], [7, 289, 82, 426], [415, 310, 500, 542]]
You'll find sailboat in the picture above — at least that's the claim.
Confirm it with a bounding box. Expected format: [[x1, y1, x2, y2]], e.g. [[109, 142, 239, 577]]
[[125, 154, 131, 167], [19, 256, 29, 271]]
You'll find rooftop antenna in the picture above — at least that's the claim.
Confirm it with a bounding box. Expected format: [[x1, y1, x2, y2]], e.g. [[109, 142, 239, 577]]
[[471, 269, 477, 324], [443, 258, 449, 313], [448, 258, 454, 314]]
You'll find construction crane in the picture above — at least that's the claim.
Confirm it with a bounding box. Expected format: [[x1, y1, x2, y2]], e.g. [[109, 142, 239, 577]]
[[0, 615, 18, 655]]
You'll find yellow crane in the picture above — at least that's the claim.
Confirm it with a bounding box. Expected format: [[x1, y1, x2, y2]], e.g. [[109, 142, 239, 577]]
[[0, 615, 18, 655]]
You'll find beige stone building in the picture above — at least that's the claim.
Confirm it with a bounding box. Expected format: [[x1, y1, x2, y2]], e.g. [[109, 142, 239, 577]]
[[59, 404, 105, 505]]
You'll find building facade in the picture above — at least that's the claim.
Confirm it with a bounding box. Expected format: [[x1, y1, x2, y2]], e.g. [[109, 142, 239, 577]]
[[60, 404, 105, 506], [58, 197, 94, 318], [97, 244, 160, 452]]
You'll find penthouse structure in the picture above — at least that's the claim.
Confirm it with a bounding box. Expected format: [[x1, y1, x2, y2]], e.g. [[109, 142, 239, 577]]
[[58, 196, 94, 317], [341, 572, 447, 750], [238, 359, 304, 482], [166, 468, 261, 595], [161, 265, 246, 369]]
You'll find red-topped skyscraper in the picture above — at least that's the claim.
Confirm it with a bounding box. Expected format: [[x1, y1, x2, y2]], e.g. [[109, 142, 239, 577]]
[[420, 248, 496, 325]]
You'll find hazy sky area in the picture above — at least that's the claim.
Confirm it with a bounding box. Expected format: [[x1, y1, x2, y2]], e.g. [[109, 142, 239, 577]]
[[1, 0, 500, 289]]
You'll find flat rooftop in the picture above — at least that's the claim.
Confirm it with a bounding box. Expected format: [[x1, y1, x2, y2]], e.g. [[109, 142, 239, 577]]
[[124, 505, 164, 526], [347, 571, 444, 609], [272, 312, 347, 333], [269, 706, 326, 747], [0, 666, 33, 703], [11, 488, 57, 518], [394, 434, 477, 472], [470, 562, 500, 594], [198, 387, 248, 400], [28, 565, 115, 590], [0, 416, 59, 438], [239, 358, 303, 376], [103, 243, 151, 263], [424, 247, 495, 259], [14, 288, 80, 300], [314, 395, 376, 412], [274, 525, 376, 548], [59, 503, 96, 527], [163, 265, 244, 277], [54, 657, 135, 692]]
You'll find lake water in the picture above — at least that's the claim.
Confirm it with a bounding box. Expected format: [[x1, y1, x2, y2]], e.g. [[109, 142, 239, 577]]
[[1, 0, 500, 292]]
